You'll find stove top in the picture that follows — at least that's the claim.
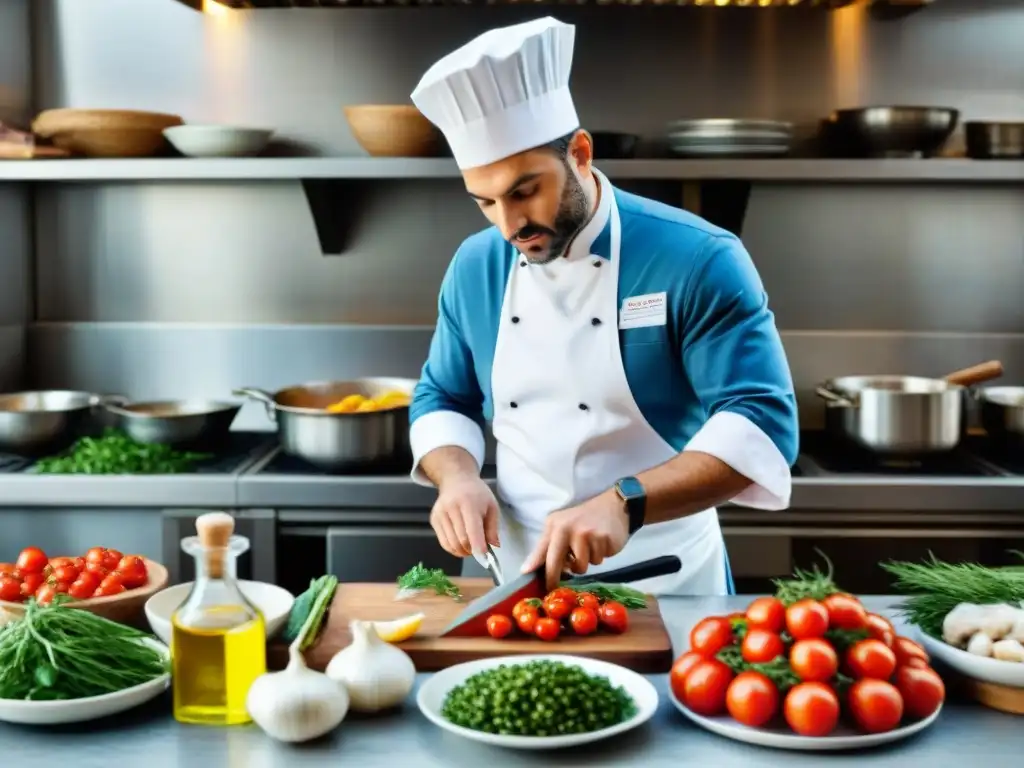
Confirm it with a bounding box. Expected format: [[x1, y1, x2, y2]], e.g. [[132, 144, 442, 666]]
[[257, 450, 415, 477], [799, 432, 1000, 477], [962, 436, 1024, 476]]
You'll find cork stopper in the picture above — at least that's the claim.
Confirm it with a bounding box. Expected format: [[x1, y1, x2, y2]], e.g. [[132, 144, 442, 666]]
[[195, 511, 234, 579]]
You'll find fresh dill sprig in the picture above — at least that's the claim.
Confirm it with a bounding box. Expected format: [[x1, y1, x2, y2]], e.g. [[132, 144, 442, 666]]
[[397, 562, 462, 600]]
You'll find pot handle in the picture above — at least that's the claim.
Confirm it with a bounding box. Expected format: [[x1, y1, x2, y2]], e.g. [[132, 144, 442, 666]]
[[943, 360, 1003, 389], [233, 387, 278, 423], [91, 393, 129, 408], [814, 386, 855, 407]]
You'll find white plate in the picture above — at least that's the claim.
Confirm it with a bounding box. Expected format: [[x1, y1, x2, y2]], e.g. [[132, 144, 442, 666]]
[[917, 629, 1024, 688], [0, 639, 170, 725], [417, 654, 659, 750], [670, 688, 941, 752], [144, 580, 295, 645]]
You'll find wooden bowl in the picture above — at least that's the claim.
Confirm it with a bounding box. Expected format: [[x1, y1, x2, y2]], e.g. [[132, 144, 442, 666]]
[[31, 109, 184, 158], [344, 104, 442, 158], [0, 558, 169, 625]]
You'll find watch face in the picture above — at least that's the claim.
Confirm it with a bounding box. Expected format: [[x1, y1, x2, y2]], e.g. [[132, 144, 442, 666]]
[[618, 476, 645, 499]]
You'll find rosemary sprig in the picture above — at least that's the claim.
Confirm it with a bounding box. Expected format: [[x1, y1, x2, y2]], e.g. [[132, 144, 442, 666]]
[[772, 550, 844, 606], [396, 563, 462, 600]]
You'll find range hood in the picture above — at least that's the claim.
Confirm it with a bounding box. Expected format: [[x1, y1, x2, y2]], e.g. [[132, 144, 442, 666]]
[[178, 0, 932, 11]]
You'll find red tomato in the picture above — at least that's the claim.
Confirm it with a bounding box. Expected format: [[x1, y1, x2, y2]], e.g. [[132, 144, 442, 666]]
[[84, 547, 107, 565], [73, 556, 86, 571], [822, 594, 867, 631], [865, 613, 896, 648], [543, 596, 575, 621], [0, 563, 17, 577], [893, 665, 945, 720], [544, 587, 578, 604], [19, 571, 44, 598], [84, 561, 109, 578], [598, 601, 629, 634], [35, 583, 59, 604], [848, 679, 904, 733], [569, 607, 598, 636], [576, 592, 601, 611], [790, 638, 839, 683], [15, 547, 48, 574], [669, 651, 706, 702], [786, 599, 830, 640], [683, 659, 734, 716], [742, 629, 785, 664], [689, 616, 734, 655], [516, 606, 539, 634], [48, 556, 75, 569], [0, 576, 21, 602], [93, 580, 126, 598], [534, 617, 560, 642], [512, 598, 540, 621], [52, 564, 79, 584], [846, 639, 897, 680], [893, 636, 929, 668], [726, 671, 779, 728], [486, 615, 513, 638], [745, 596, 786, 634], [784, 681, 840, 737], [902, 657, 929, 670], [102, 549, 123, 571], [68, 577, 98, 600]]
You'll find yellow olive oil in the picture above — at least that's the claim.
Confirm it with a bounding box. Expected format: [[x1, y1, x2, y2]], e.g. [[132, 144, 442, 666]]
[[171, 606, 267, 725]]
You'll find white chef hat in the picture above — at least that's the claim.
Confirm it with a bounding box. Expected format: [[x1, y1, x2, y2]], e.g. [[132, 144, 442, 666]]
[[411, 17, 579, 170]]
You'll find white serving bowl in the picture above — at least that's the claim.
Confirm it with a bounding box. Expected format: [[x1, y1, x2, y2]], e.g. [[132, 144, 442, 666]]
[[144, 580, 295, 645], [917, 629, 1024, 688], [163, 125, 273, 157]]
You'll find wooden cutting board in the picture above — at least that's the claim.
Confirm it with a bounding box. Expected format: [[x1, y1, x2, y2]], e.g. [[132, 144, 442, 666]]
[[269, 578, 674, 673]]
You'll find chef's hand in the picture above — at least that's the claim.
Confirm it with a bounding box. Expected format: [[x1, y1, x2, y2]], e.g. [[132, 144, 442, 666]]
[[521, 490, 629, 592], [430, 475, 500, 558]]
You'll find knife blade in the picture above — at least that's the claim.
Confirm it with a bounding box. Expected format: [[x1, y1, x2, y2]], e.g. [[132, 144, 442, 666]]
[[439, 554, 682, 638]]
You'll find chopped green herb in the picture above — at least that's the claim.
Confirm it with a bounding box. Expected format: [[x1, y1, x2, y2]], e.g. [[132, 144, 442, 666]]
[[396, 563, 461, 600], [282, 575, 338, 647], [561, 582, 647, 610], [33, 429, 213, 475]]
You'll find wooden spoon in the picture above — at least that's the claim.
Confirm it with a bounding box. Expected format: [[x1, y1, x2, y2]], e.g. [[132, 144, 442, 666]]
[[943, 360, 1004, 388]]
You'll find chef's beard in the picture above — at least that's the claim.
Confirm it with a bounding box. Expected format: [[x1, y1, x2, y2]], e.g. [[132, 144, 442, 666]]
[[512, 171, 590, 265]]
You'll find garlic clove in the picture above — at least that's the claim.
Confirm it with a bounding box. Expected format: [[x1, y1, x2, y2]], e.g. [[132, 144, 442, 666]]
[[991, 638, 1024, 663], [325, 619, 417, 713], [966, 631, 994, 658]]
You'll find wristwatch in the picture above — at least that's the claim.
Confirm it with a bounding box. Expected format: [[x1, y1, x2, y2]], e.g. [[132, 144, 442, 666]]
[[614, 476, 646, 536]]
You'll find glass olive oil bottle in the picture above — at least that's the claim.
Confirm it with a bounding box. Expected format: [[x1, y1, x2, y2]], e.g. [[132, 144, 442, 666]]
[[171, 512, 266, 725]]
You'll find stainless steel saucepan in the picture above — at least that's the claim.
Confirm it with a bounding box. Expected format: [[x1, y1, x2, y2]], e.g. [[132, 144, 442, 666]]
[[234, 378, 417, 471], [103, 399, 242, 448], [815, 361, 1004, 455], [976, 386, 1024, 443], [0, 390, 127, 454]]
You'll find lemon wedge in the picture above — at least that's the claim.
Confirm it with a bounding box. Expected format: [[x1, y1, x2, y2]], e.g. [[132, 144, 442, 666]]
[[372, 612, 425, 643]]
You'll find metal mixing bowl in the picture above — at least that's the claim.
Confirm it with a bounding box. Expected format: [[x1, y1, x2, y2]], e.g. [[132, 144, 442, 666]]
[[104, 400, 242, 448], [822, 106, 959, 158], [0, 390, 123, 454]]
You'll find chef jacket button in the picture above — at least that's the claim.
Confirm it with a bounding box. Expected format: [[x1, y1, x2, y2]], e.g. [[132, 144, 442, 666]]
[[510, 401, 518, 409], [592, 260, 601, 268], [511, 316, 520, 324], [520, 260, 527, 267], [578, 403, 589, 411], [591, 317, 602, 326]]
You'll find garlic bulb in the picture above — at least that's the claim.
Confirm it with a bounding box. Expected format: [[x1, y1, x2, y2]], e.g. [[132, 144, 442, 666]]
[[325, 619, 416, 713], [943, 603, 984, 646], [978, 604, 1019, 641], [246, 643, 350, 743]]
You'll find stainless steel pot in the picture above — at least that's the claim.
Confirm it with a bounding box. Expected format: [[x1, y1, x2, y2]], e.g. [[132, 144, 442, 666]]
[[0, 390, 126, 454], [815, 361, 1004, 455], [234, 378, 416, 471], [104, 400, 242, 448], [976, 386, 1024, 442]]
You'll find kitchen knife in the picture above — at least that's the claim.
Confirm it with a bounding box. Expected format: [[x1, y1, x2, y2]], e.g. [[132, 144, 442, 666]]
[[439, 554, 681, 638], [483, 544, 503, 586]]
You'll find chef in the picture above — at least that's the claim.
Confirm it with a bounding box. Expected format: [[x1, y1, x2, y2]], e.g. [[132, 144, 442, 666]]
[[407, 17, 799, 596]]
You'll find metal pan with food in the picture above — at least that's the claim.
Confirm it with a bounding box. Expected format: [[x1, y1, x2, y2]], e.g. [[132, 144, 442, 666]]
[[234, 378, 416, 471], [0, 390, 127, 454], [814, 361, 1004, 455]]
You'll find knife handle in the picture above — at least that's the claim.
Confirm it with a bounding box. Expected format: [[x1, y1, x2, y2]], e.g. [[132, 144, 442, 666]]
[[566, 555, 682, 586]]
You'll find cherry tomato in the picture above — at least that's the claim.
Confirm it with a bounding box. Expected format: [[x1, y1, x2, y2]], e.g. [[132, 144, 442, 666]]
[[0, 576, 21, 602], [0, 563, 17, 577], [690, 616, 734, 655], [102, 549, 123, 571], [534, 617, 561, 642], [848, 678, 903, 733], [893, 665, 944, 720], [512, 598, 540, 621], [85, 547, 107, 565], [598, 601, 629, 634], [68, 577, 98, 600], [846, 639, 897, 680], [51, 564, 79, 583], [93, 580, 126, 598], [516, 606, 539, 634], [543, 596, 575, 621], [84, 561, 109, 578], [569, 606, 598, 636], [73, 556, 86, 571], [726, 671, 779, 728], [48, 556, 75, 569], [742, 629, 785, 664], [576, 592, 601, 611], [745, 596, 786, 634], [16, 546, 48, 574], [893, 636, 929, 668], [19, 572, 43, 598], [865, 613, 896, 648], [486, 614, 513, 639], [683, 659, 733, 716], [99, 572, 124, 591], [35, 583, 59, 604], [116, 555, 148, 590], [790, 638, 839, 682], [784, 681, 840, 737], [545, 587, 578, 604], [669, 651, 705, 703], [822, 594, 867, 631], [786, 599, 830, 640]]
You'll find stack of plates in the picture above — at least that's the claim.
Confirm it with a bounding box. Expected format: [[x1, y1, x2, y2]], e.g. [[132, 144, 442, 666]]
[[667, 119, 793, 157]]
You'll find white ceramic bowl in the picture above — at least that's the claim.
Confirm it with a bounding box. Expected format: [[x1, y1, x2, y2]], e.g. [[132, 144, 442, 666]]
[[144, 580, 295, 645], [417, 654, 659, 750], [0, 639, 170, 725], [917, 629, 1024, 688], [163, 125, 273, 157]]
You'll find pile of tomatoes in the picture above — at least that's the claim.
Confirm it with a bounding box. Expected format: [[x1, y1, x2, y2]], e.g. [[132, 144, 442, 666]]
[[670, 592, 946, 737], [486, 587, 631, 642], [0, 546, 150, 604]]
